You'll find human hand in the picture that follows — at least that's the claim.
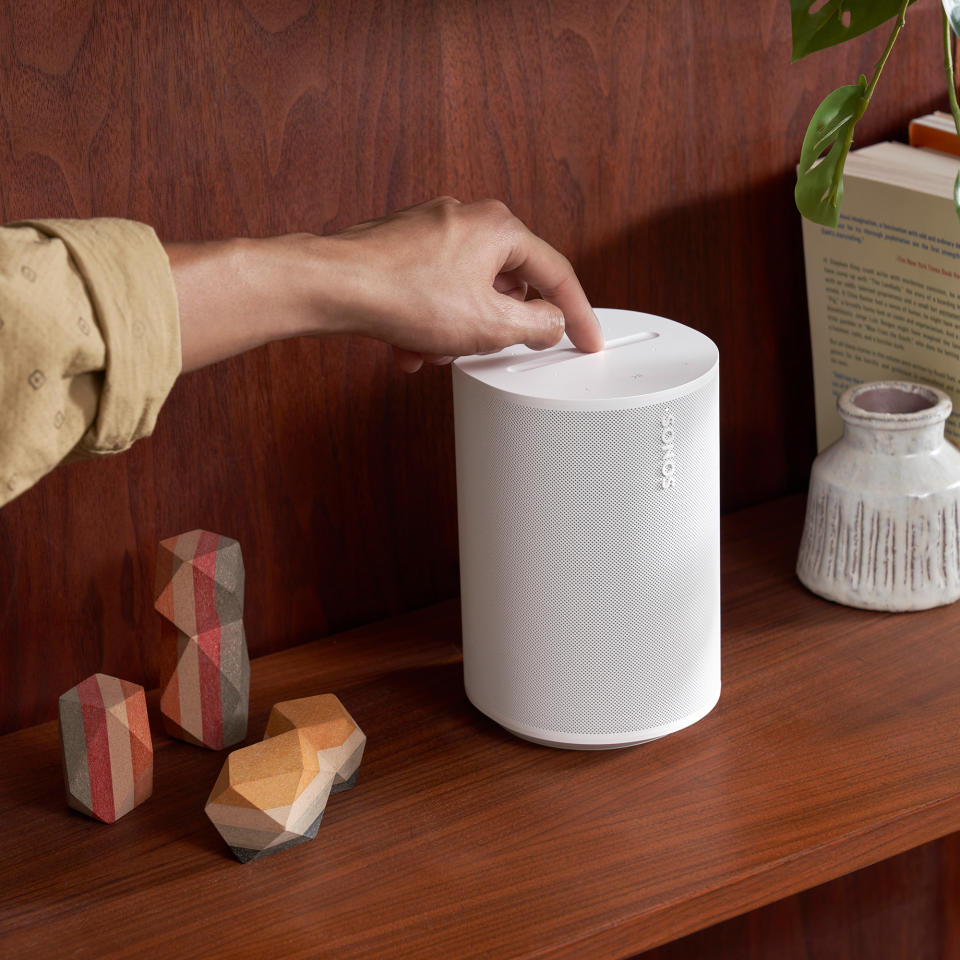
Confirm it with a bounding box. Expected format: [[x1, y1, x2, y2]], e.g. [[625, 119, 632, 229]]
[[321, 197, 604, 371]]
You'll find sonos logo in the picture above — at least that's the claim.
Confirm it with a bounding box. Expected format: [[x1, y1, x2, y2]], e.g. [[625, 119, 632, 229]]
[[659, 411, 676, 489]]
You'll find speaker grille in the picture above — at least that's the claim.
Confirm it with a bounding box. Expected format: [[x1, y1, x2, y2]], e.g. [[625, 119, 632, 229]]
[[455, 377, 720, 738]]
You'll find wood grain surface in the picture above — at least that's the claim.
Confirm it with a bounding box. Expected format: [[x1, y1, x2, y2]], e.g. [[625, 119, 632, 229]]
[[1, 496, 957, 959], [635, 834, 960, 960], [0, 1, 952, 731]]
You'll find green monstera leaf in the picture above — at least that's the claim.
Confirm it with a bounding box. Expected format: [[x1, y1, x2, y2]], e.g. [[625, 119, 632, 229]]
[[944, 0, 960, 38], [795, 78, 868, 228], [791, 0, 916, 61]]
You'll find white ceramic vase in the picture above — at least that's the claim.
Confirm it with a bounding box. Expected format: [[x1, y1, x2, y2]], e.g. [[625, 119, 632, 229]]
[[797, 381, 960, 611]]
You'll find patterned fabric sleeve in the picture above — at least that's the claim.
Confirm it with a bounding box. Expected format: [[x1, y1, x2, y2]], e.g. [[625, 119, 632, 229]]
[[0, 218, 181, 507]]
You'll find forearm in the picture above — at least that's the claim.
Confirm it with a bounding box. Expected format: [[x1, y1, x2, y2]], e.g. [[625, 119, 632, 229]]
[[166, 234, 345, 373]]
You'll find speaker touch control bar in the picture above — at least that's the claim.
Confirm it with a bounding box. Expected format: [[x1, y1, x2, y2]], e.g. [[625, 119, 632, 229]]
[[506, 331, 659, 374]]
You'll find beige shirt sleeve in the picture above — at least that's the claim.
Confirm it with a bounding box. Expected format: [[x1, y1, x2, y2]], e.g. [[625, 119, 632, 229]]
[[0, 218, 181, 508]]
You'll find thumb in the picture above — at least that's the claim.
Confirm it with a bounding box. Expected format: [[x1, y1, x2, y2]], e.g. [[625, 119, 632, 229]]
[[503, 297, 566, 351]]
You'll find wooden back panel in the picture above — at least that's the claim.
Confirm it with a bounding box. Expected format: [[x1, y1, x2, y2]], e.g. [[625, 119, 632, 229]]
[[0, 1, 947, 730]]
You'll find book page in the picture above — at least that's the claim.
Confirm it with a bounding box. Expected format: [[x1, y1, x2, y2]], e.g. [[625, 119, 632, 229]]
[[802, 167, 960, 450], [846, 141, 959, 194]]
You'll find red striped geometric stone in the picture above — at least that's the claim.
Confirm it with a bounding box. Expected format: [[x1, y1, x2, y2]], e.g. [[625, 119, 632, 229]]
[[58, 674, 153, 823], [154, 530, 249, 750]]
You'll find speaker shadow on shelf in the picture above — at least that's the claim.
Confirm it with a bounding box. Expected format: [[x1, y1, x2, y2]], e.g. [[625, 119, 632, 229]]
[[360, 661, 654, 768], [336, 662, 516, 751]]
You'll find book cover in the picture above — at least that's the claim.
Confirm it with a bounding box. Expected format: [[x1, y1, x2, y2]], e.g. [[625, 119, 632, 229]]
[[908, 111, 960, 157]]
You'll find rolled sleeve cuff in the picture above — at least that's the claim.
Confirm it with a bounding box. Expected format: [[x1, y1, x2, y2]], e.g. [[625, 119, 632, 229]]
[[14, 218, 181, 455]]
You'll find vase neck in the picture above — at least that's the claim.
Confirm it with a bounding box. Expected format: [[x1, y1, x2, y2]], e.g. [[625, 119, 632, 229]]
[[843, 421, 945, 454], [837, 382, 952, 455]]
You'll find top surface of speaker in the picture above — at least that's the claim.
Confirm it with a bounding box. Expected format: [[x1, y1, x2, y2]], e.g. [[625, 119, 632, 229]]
[[454, 309, 718, 406]]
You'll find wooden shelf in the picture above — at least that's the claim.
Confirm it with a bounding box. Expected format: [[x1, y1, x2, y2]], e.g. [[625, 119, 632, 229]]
[[2, 495, 958, 959]]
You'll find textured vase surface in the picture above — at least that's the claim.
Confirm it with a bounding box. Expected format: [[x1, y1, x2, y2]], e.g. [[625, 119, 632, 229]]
[[797, 381, 960, 611]]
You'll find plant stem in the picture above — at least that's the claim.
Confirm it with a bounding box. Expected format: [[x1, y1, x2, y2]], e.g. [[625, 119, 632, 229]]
[[827, 0, 910, 207], [943, 10, 960, 139], [863, 0, 911, 103]]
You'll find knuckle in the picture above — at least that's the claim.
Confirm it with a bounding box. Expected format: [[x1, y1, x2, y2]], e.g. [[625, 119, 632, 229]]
[[539, 306, 564, 336], [470, 332, 493, 355], [486, 302, 518, 346], [552, 253, 573, 279], [479, 197, 511, 220], [541, 259, 574, 297]]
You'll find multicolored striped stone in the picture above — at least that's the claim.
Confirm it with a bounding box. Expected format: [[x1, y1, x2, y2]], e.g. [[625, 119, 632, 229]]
[[206, 694, 365, 862], [205, 728, 333, 863], [264, 695, 366, 793], [58, 674, 153, 823], [154, 530, 249, 750], [159, 621, 249, 749], [154, 529, 244, 637]]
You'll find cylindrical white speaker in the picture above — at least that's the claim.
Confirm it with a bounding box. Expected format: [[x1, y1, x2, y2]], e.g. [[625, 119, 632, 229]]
[[453, 308, 720, 749]]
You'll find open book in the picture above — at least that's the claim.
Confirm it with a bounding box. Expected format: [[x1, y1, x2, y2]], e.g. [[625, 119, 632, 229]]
[[801, 139, 960, 450]]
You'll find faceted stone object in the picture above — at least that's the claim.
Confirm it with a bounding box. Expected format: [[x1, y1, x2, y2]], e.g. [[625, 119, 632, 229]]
[[264, 694, 366, 793], [205, 728, 335, 862], [154, 529, 249, 749], [160, 620, 250, 750], [154, 529, 244, 637], [58, 673, 153, 823]]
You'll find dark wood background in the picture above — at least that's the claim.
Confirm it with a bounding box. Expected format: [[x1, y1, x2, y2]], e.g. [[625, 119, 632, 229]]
[[0, 0, 951, 732]]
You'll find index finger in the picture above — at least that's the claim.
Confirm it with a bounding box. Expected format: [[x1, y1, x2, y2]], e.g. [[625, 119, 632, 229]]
[[498, 225, 604, 353]]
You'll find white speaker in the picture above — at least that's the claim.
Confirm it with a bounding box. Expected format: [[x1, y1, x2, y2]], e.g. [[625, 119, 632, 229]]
[[452, 308, 720, 749]]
